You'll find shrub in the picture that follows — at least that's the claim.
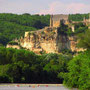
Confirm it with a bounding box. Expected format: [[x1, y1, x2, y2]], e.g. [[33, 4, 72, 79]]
[[8, 41, 18, 45], [0, 75, 11, 83]]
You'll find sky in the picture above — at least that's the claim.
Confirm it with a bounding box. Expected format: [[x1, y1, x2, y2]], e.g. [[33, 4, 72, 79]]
[[0, 0, 90, 14]]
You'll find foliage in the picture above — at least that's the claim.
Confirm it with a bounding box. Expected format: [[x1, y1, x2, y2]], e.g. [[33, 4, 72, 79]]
[[0, 13, 50, 29], [8, 41, 18, 45], [61, 48, 75, 55], [69, 14, 89, 21], [58, 21, 88, 36], [0, 13, 50, 45], [0, 47, 72, 83], [77, 29, 90, 49], [0, 20, 36, 45], [58, 20, 69, 35], [74, 23, 88, 34], [63, 50, 90, 90]]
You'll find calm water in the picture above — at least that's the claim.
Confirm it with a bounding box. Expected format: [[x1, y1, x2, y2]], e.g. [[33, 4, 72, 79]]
[[0, 86, 69, 90]]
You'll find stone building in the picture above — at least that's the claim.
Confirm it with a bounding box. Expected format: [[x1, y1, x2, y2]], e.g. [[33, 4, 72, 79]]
[[50, 14, 69, 27]]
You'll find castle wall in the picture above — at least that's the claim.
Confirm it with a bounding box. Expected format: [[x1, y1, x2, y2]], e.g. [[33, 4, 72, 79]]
[[50, 14, 68, 27], [53, 21, 60, 27]]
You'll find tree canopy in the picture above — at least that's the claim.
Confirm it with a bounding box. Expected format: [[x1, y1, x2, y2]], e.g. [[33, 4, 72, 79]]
[[0, 13, 50, 45], [0, 47, 72, 83]]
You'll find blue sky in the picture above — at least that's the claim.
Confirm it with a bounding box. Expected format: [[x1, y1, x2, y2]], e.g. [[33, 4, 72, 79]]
[[0, 0, 90, 14]]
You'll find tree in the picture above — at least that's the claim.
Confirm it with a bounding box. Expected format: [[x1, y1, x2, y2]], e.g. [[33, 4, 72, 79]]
[[0, 13, 50, 45], [77, 29, 90, 49], [63, 50, 90, 90]]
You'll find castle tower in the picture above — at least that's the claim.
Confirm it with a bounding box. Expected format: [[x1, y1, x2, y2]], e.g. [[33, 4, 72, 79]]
[[71, 25, 75, 32], [50, 15, 53, 27], [83, 17, 86, 22]]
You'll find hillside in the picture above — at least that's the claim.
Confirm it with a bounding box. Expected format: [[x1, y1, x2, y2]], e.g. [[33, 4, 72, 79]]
[[69, 13, 89, 21], [0, 13, 50, 45], [0, 13, 89, 45]]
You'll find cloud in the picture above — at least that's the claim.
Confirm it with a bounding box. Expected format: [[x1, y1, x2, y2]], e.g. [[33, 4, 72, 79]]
[[39, 1, 90, 14], [0, 0, 90, 14]]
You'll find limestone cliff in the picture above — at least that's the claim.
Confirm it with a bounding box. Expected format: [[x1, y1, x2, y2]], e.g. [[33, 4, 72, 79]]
[[6, 44, 20, 49], [19, 27, 83, 54], [6, 14, 88, 53]]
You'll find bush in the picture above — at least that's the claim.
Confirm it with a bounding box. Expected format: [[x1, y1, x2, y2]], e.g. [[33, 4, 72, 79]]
[[0, 75, 11, 83], [8, 41, 18, 45]]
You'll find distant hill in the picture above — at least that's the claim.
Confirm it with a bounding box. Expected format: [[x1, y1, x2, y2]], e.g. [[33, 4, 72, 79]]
[[0, 13, 50, 45], [69, 13, 89, 21]]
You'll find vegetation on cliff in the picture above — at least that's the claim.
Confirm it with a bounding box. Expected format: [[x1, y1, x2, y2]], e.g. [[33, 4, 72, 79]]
[[77, 29, 90, 49], [58, 20, 88, 36], [69, 13, 89, 21]]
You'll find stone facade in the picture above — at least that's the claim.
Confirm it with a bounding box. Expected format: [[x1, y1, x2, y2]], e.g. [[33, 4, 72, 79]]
[[50, 14, 69, 27]]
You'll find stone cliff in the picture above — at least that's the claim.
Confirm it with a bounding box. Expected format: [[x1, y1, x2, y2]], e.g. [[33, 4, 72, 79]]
[[18, 27, 83, 54], [6, 14, 87, 54], [6, 44, 20, 49]]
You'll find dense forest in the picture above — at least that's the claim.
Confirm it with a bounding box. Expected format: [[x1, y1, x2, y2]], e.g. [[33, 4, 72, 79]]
[[0, 13, 89, 45], [69, 13, 89, 21], [0, 47, 72, 83], [0, 13, 50, 45]]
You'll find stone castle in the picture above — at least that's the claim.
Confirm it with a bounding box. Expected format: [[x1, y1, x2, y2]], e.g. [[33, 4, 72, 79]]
[[7, 14, 90, 54], [50, 14, 69, 27]]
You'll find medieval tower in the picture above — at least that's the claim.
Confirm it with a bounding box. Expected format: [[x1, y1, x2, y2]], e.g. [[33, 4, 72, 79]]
[[50, 14, 69, 27]]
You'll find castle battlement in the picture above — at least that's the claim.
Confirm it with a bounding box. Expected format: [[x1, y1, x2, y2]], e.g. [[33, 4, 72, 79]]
[[50, 14, 69, 27]]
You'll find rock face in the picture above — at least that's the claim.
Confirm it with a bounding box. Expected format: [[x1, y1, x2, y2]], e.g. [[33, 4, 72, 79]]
[[6, 44, 20, 49], [6, 27, 84, 54], [19, 27, 83, 54], [6, 14, 88, 53], [20, 27, 59, 53]]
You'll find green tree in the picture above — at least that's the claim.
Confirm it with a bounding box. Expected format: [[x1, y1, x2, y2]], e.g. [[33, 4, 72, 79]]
[[77, 29, 90, 49], [63, 50, 90, 90]]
